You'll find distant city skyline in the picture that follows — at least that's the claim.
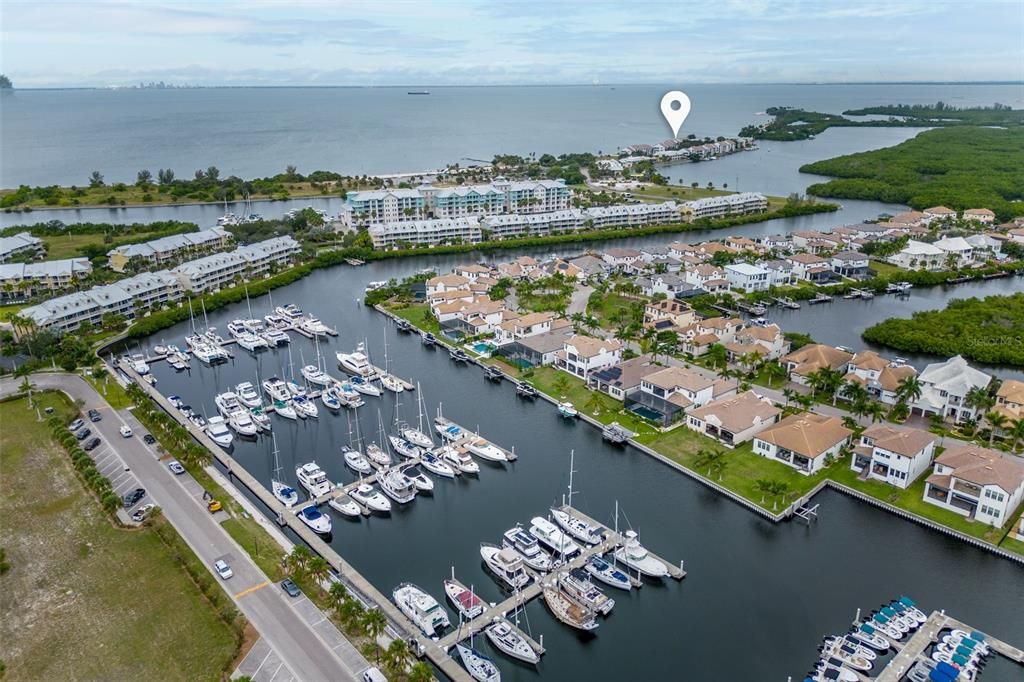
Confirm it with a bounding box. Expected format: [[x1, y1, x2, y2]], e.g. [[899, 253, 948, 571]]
[[1, 0, 1022, 88]]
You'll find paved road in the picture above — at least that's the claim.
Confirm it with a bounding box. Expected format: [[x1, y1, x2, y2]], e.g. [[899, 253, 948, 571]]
[[1, 374, 363, 682]]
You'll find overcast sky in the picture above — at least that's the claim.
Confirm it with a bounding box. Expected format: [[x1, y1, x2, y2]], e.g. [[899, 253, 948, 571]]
[[2, 0, 1022, 87]]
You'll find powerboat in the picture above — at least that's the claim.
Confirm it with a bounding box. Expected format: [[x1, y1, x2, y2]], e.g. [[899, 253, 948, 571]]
[[337, 343, 375, 377], [349, 375, 382, 397], [262, 327, 290, 346], [821, 636, 876, 661], [584, 555, 633, 591], [236, 331, 268, 352], [228, 410, 259, 437], [613, 530, 668, 578], [847, 623, 889, 652], [455, 644, 500, 682], [297, 505, 332, 535], [421, 331, 437, 346], [273, 399, 298, 420], [485, 618, 540, 664], [542, 586, 598, 632], [449, 347, 469, 363], [235, 382, 262, 408], [401, 465, 434, 492], [378, 468, 417, 504], [866, 613, 904, 640], [292, 394, 319, 419], [439, 446, 480, 475], [264, 313, 288, 328], [515, 382, 538, 399], [558, 402, 578, 418], [334, 382, 365, 408], [365, 442, 392, 469], [263, 377, 292, 404], [559, 568, 614, 615], [890, 599, 927, 626], [128, 353, 150, 375], [206, 416, 234, 448], [328, 496, 361, 517], [436, 419, 466, 442], [189, 412, 206, 429], [215, 391, 243, 418], [389, 435, 421, 459], [300, 316, 332, 337], [295, 462, 332, 497], [393, 583, 450, 638], [484, 364, 504, 381], [502, 526, 553, 572], [465, 437, 507, 463], [420, 451, 456, 478], [481, 543, 530, 590], [443, 580, 485, 620], [275, 304, 304, 322], [379, 373, 404, 393], [810, 659, 860, 682], [153, 344, 168, 356], [251, 407, 272, 432], [301, 364, 332, 387], [550, 508, 602, 546], [529, 517, 581, 559], [820, 639, 872, 672], [273, 480, 298, 508], [321, 389, 342, 411], [342, 447, 373, 475], [349, 483, 391, 513]]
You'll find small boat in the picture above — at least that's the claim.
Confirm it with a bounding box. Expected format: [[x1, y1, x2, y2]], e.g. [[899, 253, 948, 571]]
[[455, 643, 500, 682], [228, 410, 259, 437], [349, 483, 391, 513], [601, 422, 630, 444], [867, 613, 904, 640], [821, 636, 877, 661], [250, 406, 272, 431], [811, 659, 860, 682], [342, 446, 373, 475], [465, 437, 507, 463], [378, 468, 418, 504], [421, 331, 437, 346], [515, 382, 537, 399], [484, 365, 504, 382], [529, 517, 581, 559], [542, 586, 598, 631], [292, 394, 319, 419], [613, 530, 668, 578], [273, 399, 298, 420], [128, 353, 150, 375], [300, 316, 332, 337], [321, 389, 342, 411], [847, 623, 889, 652], [820, 639, 872, 672], [206, 416, 234, 447], [420, 451, 456, 478], [584, 555, 633, 591], [550, 508, 603, 546], [328, 496, 361, 517], [891, 598, 928, 626], [153, 344, 168, 356], [337, 343, 375, 377], [393, 582, 450, 638], [439, 445, 480, 474], [349, 375, 382, 396], [443, 580, 485, 620], [502, 525, 553, 572], [485, 618, 540, 664], [559, 568, 614, 615], [480, 543, 530, 590], [449, 347, 470, 363], [401, 465, 433, 492], [395, 318, 413, 333], [436, 418, 466, 442], [295, 462, 332, 497], [301, 364, 332, 387], [379, 373, 405, 393], [235, 382, 262, 408], [402, 426, 433, 449], [273, 480, 298, 508], [389, 435, 422, 459], [297, 505, 332, 535], [262, 327, 290, 346], [167, 395, 184, 409], [365, 442, 392, 469], [558, 402, 578, 418]]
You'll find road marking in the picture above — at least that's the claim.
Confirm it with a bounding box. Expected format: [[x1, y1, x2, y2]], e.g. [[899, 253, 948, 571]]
[[235, 581, 270, 599]]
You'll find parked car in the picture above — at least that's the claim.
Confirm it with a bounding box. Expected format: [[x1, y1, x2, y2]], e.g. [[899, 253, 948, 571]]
[[75, 427, 91, 441], [143, 434, 157, 445], [122, 487, 146, 508], [119, 424, 133, 438], [83, 437, 101, 451], [362, 667, 387, 682], [280, 578, 301, 598], [68, 418, 85, 432], [167, 460, 185, 475], [214, 559, 233, 580], [131, 503, 155, 522], [87, 409, 102, 422]]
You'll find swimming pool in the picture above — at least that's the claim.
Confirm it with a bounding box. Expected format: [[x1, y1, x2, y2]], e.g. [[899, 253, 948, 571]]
[[471, 341, 496, 354]]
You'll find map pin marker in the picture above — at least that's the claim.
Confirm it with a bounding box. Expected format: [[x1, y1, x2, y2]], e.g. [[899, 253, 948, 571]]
[[660, 91, 691, 138]]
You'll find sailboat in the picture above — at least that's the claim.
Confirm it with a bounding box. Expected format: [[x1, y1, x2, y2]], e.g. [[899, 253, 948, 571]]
[[342, 412, 373, 475], [378, 330, 404, 393], [271, 433, 298, 507], [365, 409, 393, 469], [301, 335, 333, 387], [401, 383, 434, 448], [550, 451, 603, 545]]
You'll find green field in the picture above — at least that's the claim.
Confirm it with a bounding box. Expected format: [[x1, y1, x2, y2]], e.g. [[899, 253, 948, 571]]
[[0, 392, 238, 681]]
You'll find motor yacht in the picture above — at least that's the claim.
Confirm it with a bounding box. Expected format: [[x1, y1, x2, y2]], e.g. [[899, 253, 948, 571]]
[[215, 391, 243, 418], [262, 327, 290, 346], [420, 451, 456, 478], [128, 353, 150, 375], [501, 525, 554, 572], [301, 364, 332, 387], [542, 586, 598, 631], [328, 496, 361, 517], [550, 508, 602, 545], [297, 505, 332, 535], [228, 410, 258, 437], [292, 394, 319, 419], [263, 377, 291, 403], [820, 639, 872, 672], [378, 468, 417, 504], [613, 530, 668, 578], [388, 435, 421, 459], [435, 417, 466, 442], [558, 402, 578, 418], [337, 343, 375, 377], [349, 375, 382, 396], [559, 568, 614, 615], [465, 437, 507, 463], [272, 399, 298, 420], [455, 644, 500, 682], [235, 382, 262, 408], [237, 330, 269, 352], [206, 416, 234, 448], [439, 446, 479, 474], [400, 465, 434, 492], [485, 618, 540, 665], [529, 517, 581, 559], [334, 383, 365, 408], [295, 462, 332, 497], [275, 304, 304, 322], [300, 316, 332, 337], [349, 483, 392, 513], [250, 406, 272, 431], [393, 583, 450, 638], [342, 446, 373, 475], [443, 580, 485, 620], [480, 543, 530, 590], [584, 555, 633, 591]]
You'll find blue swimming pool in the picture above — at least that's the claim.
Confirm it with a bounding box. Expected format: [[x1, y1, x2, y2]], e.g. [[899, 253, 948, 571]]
[[472, 342, 495, 354]]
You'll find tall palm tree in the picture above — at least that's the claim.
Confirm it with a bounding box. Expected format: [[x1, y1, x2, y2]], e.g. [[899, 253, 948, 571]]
[[965, 386, 994, 418], [864, 401, 886, 423], [287, 546, 311, 575], [340, 599, 365, 630], [408, 662, 433, 682], [895, 375, 923, 405], [985, 411, 1009, 446], [762, 360, 787, 387], [781, 387, 798, 407], [384, 639, 410, 674], [706, 343, 728, 370], [327, 581, 349, 614], [307, 556, 330, 587], [362, 609, 388, 653], [1009, 418, 1024, 453]]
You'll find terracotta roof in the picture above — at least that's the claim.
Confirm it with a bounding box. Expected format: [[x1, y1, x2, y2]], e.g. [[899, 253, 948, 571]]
[[997, 379, 1024, 406], [688, 390, 781, 433], [783, 344, 853, 376], [877, 365, 917, 392], [925, 206, 956, 215], [564, 334, 622, 358], [788, 253, 827, 264], [427, 273, 470, 287], [701, 316, 741, 330], [934, 444, 1024, 494], [691, 333, 720, 346], [860, 424, 937, 458], [755, 412, 852, 458], [964, 208, 995, 217], [742, 324, 782, 342], [849, 350, 889, 371], [644, 366, 714, 393]]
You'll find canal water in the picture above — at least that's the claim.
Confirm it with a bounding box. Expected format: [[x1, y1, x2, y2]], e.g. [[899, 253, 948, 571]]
[[140, 258, 1024, 682]]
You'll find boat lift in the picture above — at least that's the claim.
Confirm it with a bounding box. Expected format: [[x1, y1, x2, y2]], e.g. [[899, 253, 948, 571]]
[[794, 503, 819, 524]]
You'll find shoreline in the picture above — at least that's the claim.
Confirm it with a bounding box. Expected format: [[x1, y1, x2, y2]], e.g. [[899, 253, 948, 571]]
[[1, 192, 343, 214]]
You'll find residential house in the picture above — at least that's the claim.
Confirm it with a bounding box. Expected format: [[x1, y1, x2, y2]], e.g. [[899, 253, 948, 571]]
[[684, 264, 728, 293], [106, 227, 231, 273], [850, 424, 938, 489], [830, 251, 871, 279], [726, 324, 789, 361], [724, 263, 770, 292], [752, 413, 853, 475], [434, 295, 506, 335], [994, 379, 1024, 421], [640, 273, 689, 297], [913, 355, 992, 423], [923, 444, 1024, 526], [567, 255, 611, 282], [964, 234, 1003, 260], [426, 273, 471, 295], [786, 253, 833, 282], [643, 299, 696, 328], [0, 232, 44, 263], [933, 236, 974, 268], [601, 248, 644, 273], [888, 211, 928, 227], [761, 260, 794, 286], [588, 354, 662, 401], [554, 335, 623, 379], [963, 208, 996, 225], [782, 344, 854, 387], [844, 351, 917, 405], [494, 311, 556, 345], [923, 206, 957, 222], [888, 240, 945, 271], [627, 366, 737, 427], [685, 390, 781, 447], [493, 324, 574, 368]]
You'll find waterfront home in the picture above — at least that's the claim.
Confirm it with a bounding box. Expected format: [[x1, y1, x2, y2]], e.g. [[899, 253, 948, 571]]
[[888, 211, 929, 228], [494, 311, 557, 345], [367, 217, 482, 248], [685, 390, 781, 448], [697, 317, 744, 344], [554, 334, 623, 379], [627, 366, 737, 427], [785, 253, 831, 282], [0, 258, 93, 301], [726, 324, 789, 361], [933, 236, 974, 267], [761, 259, 795, 286], [912, 355, 992, 423], [585, 201, 680, 229], [453, 264, 492, 281], [830, 251, 871, 279], [541, 258, 584, 280], [963, 208, 996, 225], [106, 227, 231, 273], [427, 289, 476, 311], [924, 206, 957, 222], [724, 263, 771, 292], [781, 344, 854, 387], [923, 444, 1024, 526], [434, 296, 506, 335], [752, 413, 852, 475], [888, 240, 945, 271], [964, 233, 1003, 259], [683, 263, 728, 293], [495, 255, 539, 280], [493, 324, 574, 368], [0, 231, 44, 263], [1015, 514, 1024, 542], [600, 247, 644, 273], [850, 424, 938, 489], [724, 236, 761, 253], [644, 299, 696, 328], [756, 234, 794, 252], [1008, 227, 1024, 244], [683, 192, 768, 220], [638, 245, 673, 262], [667, 241, 699, 260], [639, 273, 689, 297], [426, 273, 472, 295], [588, 354, 662, 401], [844, 351, 917, 405], [567, 255, 611, 282], [993, 379, 1024, 421]]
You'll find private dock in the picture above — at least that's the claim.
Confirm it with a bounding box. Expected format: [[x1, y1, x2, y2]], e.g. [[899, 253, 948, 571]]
[[809, 293, 833, 304], [773, 296, 801, 309]]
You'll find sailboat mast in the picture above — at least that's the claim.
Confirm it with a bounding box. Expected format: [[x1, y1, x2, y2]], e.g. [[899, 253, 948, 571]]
[[201, 299, 209, 330], [272, 432, 282, 479], [567, 450, 575, 509], [245, 285, 253, 319], [188, 298, 196, 334]]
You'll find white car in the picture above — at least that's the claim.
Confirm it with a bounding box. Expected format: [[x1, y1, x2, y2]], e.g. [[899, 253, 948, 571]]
[[119, 424, 133, 438], [214, 559, 233, 580], [362, 667, 387, 682]]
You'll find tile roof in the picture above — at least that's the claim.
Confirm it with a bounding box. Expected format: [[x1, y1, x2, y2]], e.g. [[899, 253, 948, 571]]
[[755, 412, 852, 459]]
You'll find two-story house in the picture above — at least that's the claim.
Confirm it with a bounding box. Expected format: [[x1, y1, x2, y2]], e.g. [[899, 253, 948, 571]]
[[782, 344, 854, 387], [850, 424, 938, 489], [724, 263, 771, 292], [554, 335, 623, 379], [912, 355, 992, 423], [923, 444, 1024, 526], [830, 251, 871, 279], [626, 366, 736, 427], [686, 390, 781, 447]]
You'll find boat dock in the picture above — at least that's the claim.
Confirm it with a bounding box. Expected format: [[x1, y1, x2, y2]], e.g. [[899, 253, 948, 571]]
[[441, 575, 546, 659], [809, 293, 833, 304], [873, 611, 1023, 681]]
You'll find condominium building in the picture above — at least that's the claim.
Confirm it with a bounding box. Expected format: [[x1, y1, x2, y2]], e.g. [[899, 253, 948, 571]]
[[107, 227, 231, 272], [0, 232, 44, 263], [171, 236, 300, 292], [0, 258, 93, 300], [584, 201, 679, 229], [683, 193, 768, 220], [367, 217, 482, 249], [481, 209, 584, 239]]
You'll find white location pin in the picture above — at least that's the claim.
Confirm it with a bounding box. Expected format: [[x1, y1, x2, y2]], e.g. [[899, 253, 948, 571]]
[[660, 91, 691, 138]]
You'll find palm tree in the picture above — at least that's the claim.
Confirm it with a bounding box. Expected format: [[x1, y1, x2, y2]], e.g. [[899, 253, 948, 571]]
[[307, 556, 330, 587], [706, 343, 728, 370], [985, 411, 1009, 445], [781, 387, 798, 407], [384, 639, 410, 674], [864, 401, 886, 423], [807, 367, 843, 405], [754, 478, 773, 504], [327, 581, 348, 614], [896, 375, 923, 405], [1009, 418, 1024, 453], [840, 380, 868, 407], [362, 608, 388, 652], [965, 387, 994, 418], [287, 546, 311, 575], [762, 360, 787, 387], [408, 662, 433, 682]]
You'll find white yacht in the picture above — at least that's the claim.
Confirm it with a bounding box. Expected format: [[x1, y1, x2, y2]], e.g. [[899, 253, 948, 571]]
[[301, 364, 332, 387], [529, 517, 581, 559], [292, 394, 319, 419], [393, 583, 450, 638], [559, 568, 614, 615], [502, 525, 554, 572], [300, 316, 332, 337], [237, 330, 269, 352], [466, 437, 507, 463], [342, 446, 373, 475], [215, 391, 242, 418], [485, 618, 540, 665], [228, 410, 258, 437], [420, 451, 456, 478], [295, 462, 332, 497], [349, 483, 391, 513], [250, 406, 272, 432], [273, 479, 298, 507], [365, 442, 391, 469], [334, 382, 365, 408], [337, 343, 375, 377], [435, 415, 466, 442], [443, 580, 485, 620], [328, 496, 361, 517], [542, 586, 598, 632], [262, 327, 290, 346], [297, 505, 332, 535], [400, 465, 434, 492], [272, 399, 298, 420], [263, 377, 291, 403], [264, 313, 288, 329], [349, 375, 381, 396], [378, 468, 417, 504], [402, 426, 433, 449], [128, 353, 150, 375], [480, 543, 530, 590], [235, 382, 262, 408], [388, 435, 421, 459], [613, 530, 668, 578], [379, 373, 404, 393], [275, 304, 304, 322], [321, 388, 342, 411], [550, 508, 603, 545], [206, 416, 234, 448], [439, 445, 480, 474], [455, 644, 500, 682]]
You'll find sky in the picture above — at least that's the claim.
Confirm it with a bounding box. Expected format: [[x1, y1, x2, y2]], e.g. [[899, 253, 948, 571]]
[[1, 0, 1023, 87]]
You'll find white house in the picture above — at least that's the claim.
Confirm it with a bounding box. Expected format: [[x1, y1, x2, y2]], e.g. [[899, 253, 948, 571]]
[[752, 412, 852, 475], [933, 236, 974, 267], [844, 351, 918, 405], [686, 390, 781, 448], [683, 264, 728, 293], [913, 355, 992, 423], [888, 240, 945, 271], [724, 263, 770, 292], [554, 335, 623, 379], [965, 234, 1003, 259], [494, 311, 556, 345], [924, 444, 1024, 526], [850, 424, 938, 489]]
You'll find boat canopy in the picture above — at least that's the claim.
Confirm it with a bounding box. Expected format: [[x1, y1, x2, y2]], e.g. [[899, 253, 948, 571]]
[[873, 613, 888, 624], [959, 638, 978, 649], [928, 670, 954, 682], [935, 662, 959, 677], [899, 595, 917, 607], [951, 653, 968, 666], [954, 645, 975, 659], [880, 606, 897, 617], [970, 630, 986, 642]]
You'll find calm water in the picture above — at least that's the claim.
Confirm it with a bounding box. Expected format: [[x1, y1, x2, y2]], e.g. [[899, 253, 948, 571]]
[[3, 83, 1022, 187], [138, 257, 1023, 682]]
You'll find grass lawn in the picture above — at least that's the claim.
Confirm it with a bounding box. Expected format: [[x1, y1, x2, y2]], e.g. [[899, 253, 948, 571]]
[[221, 517, 286, 581], [868, 260, 906, 278], [0, 393, 238, 681], [84, 372, 133, 409], [389, 302, 441, 336], [999, 535, 1024, 556], [41, 229, 187, 259], [0, 303, 24, 321], [586, 291, 643, 329]]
